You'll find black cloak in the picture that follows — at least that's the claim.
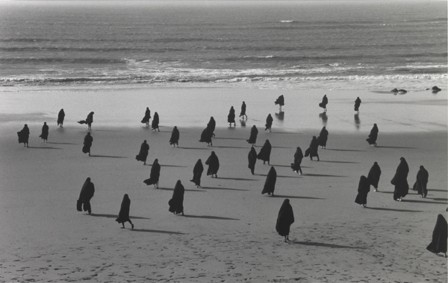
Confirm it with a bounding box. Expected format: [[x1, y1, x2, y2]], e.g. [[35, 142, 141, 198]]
[[247, 125, 258, 145], [17, 124, 30, 145], [257, 139, 272, 164], [319, 95, 328, 109], [199, 127, 213, 146], [169, 126, 180, 146], [413, 166, 429, 197], [168, 180, 185, 215], [239, 102, 246, 117], [141, 107, 151, 124], [207, 117, 216, 136], [191, 159, 204, 187], [78, 111, 94, 127], [366, 124, 378, 145], [276, 199, 294, 237], [144, 159, 160, 186], [426, 214, 447, 255], [248, 146, 257, 175], [57, 109, 65, 126], [291, 147, 303, 172], [136, 140, 149, 163], [82, 133, 93, 154], [317, 127, 328, 147], [367, 162, 381, 189], [116, 194, 131, 224], [227, 106, 236, 124], [262, 166, 277, 196], [205, 151, 219, 177], [275, 95, 285, 107], [39, 123, 49, 140], [77, 177, 95, 213], [305, 136, 319, 160], [391, 157, 409, 201], [265, 114, 273, 131], [354, 97, 361, 111], [151, 112, 160, 131], [355, 175, 370, 206]]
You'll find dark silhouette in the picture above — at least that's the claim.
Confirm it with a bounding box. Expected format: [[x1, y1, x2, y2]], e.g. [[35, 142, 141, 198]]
[[366, 123, 379, 146], [276, 199, 294, 242], [17, 124, 30, 147], [116, 194, 134, 229], [367, 162, 381, 192], [199, 126, 213, 146], [275, 95, 284, 111], [82, 132, 93, 156], [257, 139, 272, 165], [355, 175, 370, 207], [354, 113, 360, 130], [141, 107, 151, 127], [431, 86, 442, 94], [262, 166, 277, 196], [319, 95, 328, 111], [207, 116, 216, 138], [77, 177, 95, 215], [290, 147, 303, 175], [248, 146, 257, 175], [39, 122, 49, 142], [144, 158, 160, 188], [169, 126, 180, 147], [426, 214, 447, 257], [151, 112, 160, 132], [247, 125, 258, 145], [190, 159, 204, 188], [265, 114, 273, 132], [239, 101, 247, 120], [168, 180, 185, 215], [205, 151, 219, 178], [317, 126, 328, 149], [275, 111, 284, 121], [78, 111, 94, 131], [57, 109, 65, 128], [135, 140, 150, 165], [391, 157, 409, 201], [413, 165, 429, 198], [227, 106, 236, 127], [305, 136, 319, 161], [354, 97, 361, 112], [319, 111, 328, 126]]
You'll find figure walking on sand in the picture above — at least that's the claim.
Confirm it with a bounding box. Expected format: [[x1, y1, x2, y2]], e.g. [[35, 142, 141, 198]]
[[57, 109, 65, 128], [367, 162, 381, 192], [354, 97, 362, 112], [17, 124, 30, 148], [391, 157, 409, 201], [276, 199, 294, 242], [77, 177, 95, 215], [78, 111, 94, 131], [366, 123, 379, 146], [354, 175, 370, 208], [199, 126, 213, 146], [205, 151, 220, 178], [265, 114, 273, 132], [239, 101, 247, 120], [151, 112, 160, 132], [135, 140, 150, 165], [317, 126, 328, 149], [319, 94, 328, 112], [227, 106, 236, 127], [247, 125, 258, 145], [291, 147, 303, 175], [275, 95, 284, 111], [116, 194, 134, 229], [190, 159, 204, 188], [207, 116, 216, 138], [413, 165, 429, 198], [257, 139, 272, 165], [248, 146, 257, 175], [426, 214, 447, 258], [305, 136, 320, 161], [168, 180, 185, 216], [169, 126, 180, 147], [144, 158, 161, 189], [82, 132, 93, 156], [262, 166, 277, 196], [141, 107, 151, 127], [39, 122, 49, 143]]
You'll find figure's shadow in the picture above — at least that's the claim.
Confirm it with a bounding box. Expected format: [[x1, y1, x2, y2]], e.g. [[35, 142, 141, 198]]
[[47, 141, 77, 145], [28, 146, 62, 150], [275, 111, 284, 121], [354, 113, 360, 130], [273, 194, 324, 200], [319, 112, 328, 126], [90, 154, 127, 159], [132, 228, 185, 235], [204, 186, 249, 192], [367, 207, 423, 213], [90, 213, 150, 220], [376, 145, 416, 149], [157, 187, 204, 192], [183, 215, 239, 221], [292, 241, 365, 249], [302, 173, 346, 178], [402, 199, 447, 205], [217, 177, 257, 181]]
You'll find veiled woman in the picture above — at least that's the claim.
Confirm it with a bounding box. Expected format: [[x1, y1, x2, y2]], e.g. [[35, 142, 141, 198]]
[[262, 166, 277, 196], [168, 180, 185, 216], [246, 125, 258, 145], [135, 140, 150, 165], [257, 139, 272, 165], [39, 122, 49, 142], [413, 165, 429, 198], [227, 106, 236, 127], [305, 136, 319, 161], [141, 107, 151, 127], [276, 199, 294, 242], [144, 158, 161, 188], [366, 123, 379, 146], [248, 146, 257, 175], [367, 162, 381, 192], [151, 112, 160, 132], [190, 159, 204, 188], [265, 114, 273, 132], [116, 194, 134, 229], [391, 157, 409, 201], [205, 151, 220, 178], [169, 126, 180, 147], [354, 175, 370, 207], [290, 147, 303, 175]]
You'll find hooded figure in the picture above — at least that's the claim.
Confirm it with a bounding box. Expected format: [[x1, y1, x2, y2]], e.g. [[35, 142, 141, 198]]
[[247, 125, 258, 145], [207, 117, 216, 137], [141, 107, 151, 127], [426, 214, 447, 257], [305, 136, 319, 161], [354, 175, 370, 207], [205, 151, 219, 178], [319, 95, 328, 111], [77, 177, 95, 214], [276, 199, 294, 242], [354, 97, 362, 112], [17, 124, 30, 147], [169, 126, 180, 147], [248, 146, 257, 175], [190, 159, 204, 188], [391, 157, 409, 201], [265, 114, 273, 132], [366, 124, 379, 146], [257, 139, 272, 165], [57, 109, 65, 127], [317, 126, 328, 149], [78, 111, 94, 130], [135, 140, 150, 165], [262, 166, 277, 196], [151, 112, 160, 131], [413, 165, 429, 198], [275, 95, 284, 110], [116, 194, 134, 229], [39, 122, 49, 142], [367, 162, 381, 191], [239, 101, 247, 120], [168, 180, 185, 215], [199, 126, 213, 146], [291, 147, 303, 175], [144, 158, 160, 188], [82, 132, 93, 156], [227, 106, 236, 127]]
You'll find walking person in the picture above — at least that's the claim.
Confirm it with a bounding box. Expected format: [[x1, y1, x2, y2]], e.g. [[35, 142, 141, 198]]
[[115, 194, 134, 229]]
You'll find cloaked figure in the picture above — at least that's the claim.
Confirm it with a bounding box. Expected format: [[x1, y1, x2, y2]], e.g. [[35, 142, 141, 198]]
[[151, 112, 160, 132], [431, 86, 442, 94], [305, 136, 319, 161], [319, 95, 328, 111], [77, 177, 95, 215], [366, 123, 378, 146], [317, 126, 328, 149], [168, 180, 185, 215], [391, 157, 409, 201], [239, 101, 247, 120], [82, 132, 93, 156], [190, 159, 204, 188], [290, 147, 303, 175], [262, 166, 277, 196], [275, 95, 284, 111], [367, 162, 381, 192], [354, 97, 362, 112], [57, 109, 65, 128], [276, 199, 294, 242], [17, 124, 30, 148], [141, 107, 151, 127], [39, 122, 49, 143], [354, 175, 370, 207], [78, 111, 94, 131], [257, 139, 272, 165], [227, 106, 236, 127], [205, 151, 219, 178], [144, 158, 160, 188], [115, 194, 134, 229], [135, 140, 150, 165], [207, 116, 216, 138], [199, 126, 213, 146], [169, 126, 180, 147], [248, 146, 257, 175], [426, 214, 447, 258], [265, 114, 273, 132], [413, 165, 429, 198], [246, 125, 258, 145]]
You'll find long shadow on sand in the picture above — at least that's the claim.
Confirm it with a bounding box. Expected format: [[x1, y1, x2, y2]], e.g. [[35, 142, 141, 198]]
[[256, 174, 298, 179], [217, 177, 257, 181], [274, 194, 324, 200], [303, 173, 346, 178], [90, 154, 127, 159], [157, 187, 204, 192], [292, 241, 365, 250], [271, 164, 312, 169], [132, 228, 185, 235], [367, 207, 423, 213], [146, 164, 187, 168], [213, 145, 247, 149], [326, 148, 366, 152], [432, 198, 448, 201], [204, 186, 249, 192], [428, 189, 448, 192], [215, 137, 246, 141], [28, 146, 62, 150], [376, 145, 417, 149], [184, 215, 239, 221], [319, 160, 359, 164], [47, 141, 77, 145], [90, 213, 150, 220], [179, 147, 210, 150], [402, 199, 447, 205]]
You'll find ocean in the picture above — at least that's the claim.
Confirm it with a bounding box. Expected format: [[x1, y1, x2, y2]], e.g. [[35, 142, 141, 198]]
[[0, 0, 446, 90]]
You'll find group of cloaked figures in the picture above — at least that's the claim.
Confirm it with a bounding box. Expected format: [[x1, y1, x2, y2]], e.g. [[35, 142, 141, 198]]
[[16, 95, 447, 256]]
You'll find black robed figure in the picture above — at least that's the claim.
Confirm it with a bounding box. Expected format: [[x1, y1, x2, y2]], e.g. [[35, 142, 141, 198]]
[[39, 122, 49, 142], [319, 94, 328, 111], [199, 126, 213, 146], [367, 162, 381, 191], [265, 114, 273, 132], [17, 124, 30, 147], [305, 136, 319, 161], [77, 177, 95, 214], [116, 194, 134, 229], [144, 158, 160, 188], [82, 132, 93, 156], [248, 146, 257, 175], [354, 175, 370, 207], [257, 139, 272, 165], [207, 116, 216, 137], [276, 199, 294, 242], [291, 147, 303, 175], [247, 125, 258, 145], [354, 97, 361, 112], [239, 101, 247, 120], [366, 123, 379, 146], [78, 111, 94, 130], [57, 108, 65, 128], [262, 166, 277, 196], [169, 126, 180, 147], [190, 159, 204, 188], [391, 157, 409, 201], [151, 112, 160, 131], [317, 126, 328, 149], [136, 140, 150, 165], [413, 165, 429, 198], [227, 106, 236, 127], [275, 95, 284, 110], [168, 180, 185, 215], [205, 151, 220, 178], [426, 214, 447, 258], [141, 107, 151, 127]]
